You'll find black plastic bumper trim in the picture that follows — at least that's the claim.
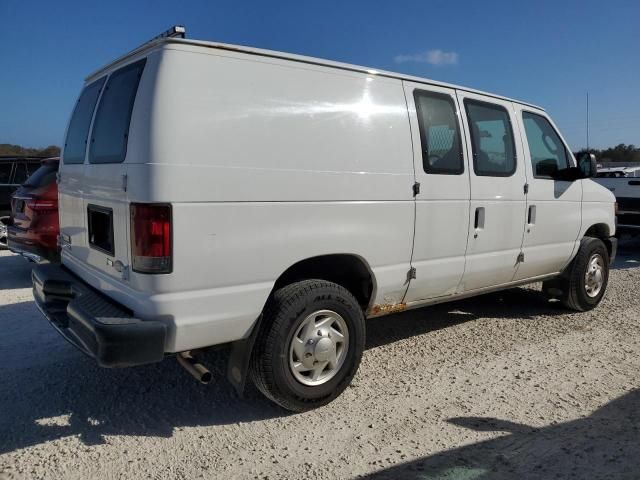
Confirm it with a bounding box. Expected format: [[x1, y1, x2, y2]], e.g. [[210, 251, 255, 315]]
[[32, 263, 166, 367]]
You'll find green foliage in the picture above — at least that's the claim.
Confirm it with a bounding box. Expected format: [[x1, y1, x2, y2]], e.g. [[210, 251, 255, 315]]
[[575, 144, 640, 163], [0, 144, 61, 157]]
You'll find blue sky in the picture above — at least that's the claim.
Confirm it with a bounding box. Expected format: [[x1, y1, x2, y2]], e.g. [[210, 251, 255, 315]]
[[1, 0, 638, 150]]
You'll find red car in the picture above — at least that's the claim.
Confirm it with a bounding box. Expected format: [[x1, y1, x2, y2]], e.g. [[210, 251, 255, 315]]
[[8, 158, 60, 262]]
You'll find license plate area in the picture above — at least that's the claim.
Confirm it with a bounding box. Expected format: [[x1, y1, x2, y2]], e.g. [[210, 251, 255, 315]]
[[87, 204, 114, 255]]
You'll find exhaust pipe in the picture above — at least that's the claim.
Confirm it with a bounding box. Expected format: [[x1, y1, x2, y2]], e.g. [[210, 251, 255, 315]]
[[177, 351, 212, 384]]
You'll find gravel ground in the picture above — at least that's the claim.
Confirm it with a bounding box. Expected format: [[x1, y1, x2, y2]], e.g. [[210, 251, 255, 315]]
[[0, 239, 639, 480]]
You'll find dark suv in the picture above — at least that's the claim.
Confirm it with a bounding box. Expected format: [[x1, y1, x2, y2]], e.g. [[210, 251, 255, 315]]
[[0, 156, 44, 248]]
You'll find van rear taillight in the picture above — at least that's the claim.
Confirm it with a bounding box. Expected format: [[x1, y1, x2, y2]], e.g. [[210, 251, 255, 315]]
[[130, 203, 172, 274]]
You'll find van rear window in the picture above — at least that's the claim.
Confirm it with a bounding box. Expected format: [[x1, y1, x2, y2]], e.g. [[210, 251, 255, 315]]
[[63, 78, 106, 164], [89, 59, 146, 164]]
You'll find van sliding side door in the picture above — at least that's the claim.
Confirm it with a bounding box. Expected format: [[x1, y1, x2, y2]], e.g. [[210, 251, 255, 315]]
[[456, 92, 528, 291], [402, 81, 471, 302]]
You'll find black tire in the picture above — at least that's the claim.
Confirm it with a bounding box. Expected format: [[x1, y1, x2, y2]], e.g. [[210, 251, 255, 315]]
[[549, 237, 610, 311], [250, 279, 365, 412]]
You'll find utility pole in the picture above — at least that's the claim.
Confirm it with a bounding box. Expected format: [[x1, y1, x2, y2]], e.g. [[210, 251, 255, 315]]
[[586, 92, 590, 150]]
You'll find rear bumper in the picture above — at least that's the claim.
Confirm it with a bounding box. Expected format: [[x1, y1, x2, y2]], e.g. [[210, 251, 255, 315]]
[[32, 263, 166, 367]]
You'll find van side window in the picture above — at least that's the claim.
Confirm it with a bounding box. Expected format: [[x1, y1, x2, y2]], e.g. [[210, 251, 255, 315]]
[[414, 90, 464, 175], [522, 112, 569, 178], [63, 77, 106, 164], [89, 59, 146, 164], [465, 100, 516, 177]]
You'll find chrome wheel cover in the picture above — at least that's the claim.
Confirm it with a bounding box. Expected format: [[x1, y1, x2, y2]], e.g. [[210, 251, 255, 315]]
[[584, 253, 605, 298], [288, 309, 349, 386]]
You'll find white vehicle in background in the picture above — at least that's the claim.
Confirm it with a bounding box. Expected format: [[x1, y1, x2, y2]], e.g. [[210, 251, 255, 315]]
[[595, 166, 640, 233], [33, 26, 617, 411]]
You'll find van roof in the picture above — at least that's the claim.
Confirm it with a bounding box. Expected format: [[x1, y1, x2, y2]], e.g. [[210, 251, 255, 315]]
[[87, 37, 544, 111]]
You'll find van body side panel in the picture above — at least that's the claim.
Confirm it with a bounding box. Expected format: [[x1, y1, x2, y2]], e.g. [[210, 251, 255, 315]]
[[168, 202, 413, 350], [580, 179, 617, 238], [64, 46, 415, 352]]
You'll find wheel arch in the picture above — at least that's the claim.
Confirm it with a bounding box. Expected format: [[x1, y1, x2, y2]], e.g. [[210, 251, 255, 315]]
[[583, 223, 614, 258], [226, 254, 375, 398], [271, 253, 376, 311]]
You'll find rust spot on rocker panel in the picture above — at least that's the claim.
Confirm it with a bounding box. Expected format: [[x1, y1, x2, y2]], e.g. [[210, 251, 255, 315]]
[[370, 303, 407, 315]]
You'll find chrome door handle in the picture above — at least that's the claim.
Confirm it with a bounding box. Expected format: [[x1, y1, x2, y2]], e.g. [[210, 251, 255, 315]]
[[527, 205, 536, 225], [474, 207, 485, 238]]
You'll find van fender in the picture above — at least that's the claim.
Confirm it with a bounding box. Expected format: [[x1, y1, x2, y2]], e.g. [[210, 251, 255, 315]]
[[227, 314, 263, 396]]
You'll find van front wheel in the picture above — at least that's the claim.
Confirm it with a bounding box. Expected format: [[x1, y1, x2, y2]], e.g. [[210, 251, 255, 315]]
[[250, 280, 365, 412], [546, 237, 610, 311]]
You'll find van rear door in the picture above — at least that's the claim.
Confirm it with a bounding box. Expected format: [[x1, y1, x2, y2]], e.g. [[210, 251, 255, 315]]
[[59, 77, 106, 260], [82, 59, 146, 281]]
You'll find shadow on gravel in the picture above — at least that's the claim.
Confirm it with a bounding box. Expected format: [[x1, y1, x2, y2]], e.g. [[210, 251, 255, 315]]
[[0, 252, 34, 290], [361, 389, 640, 479], [0, 284, 570, 455], [0, 329, 285, 454]]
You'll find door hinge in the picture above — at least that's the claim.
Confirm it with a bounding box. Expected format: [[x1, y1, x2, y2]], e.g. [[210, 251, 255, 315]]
[[122, 174, 128, 192], [407, 267, 417, 280], [523, 183, 529, 195], [412, 182, 421, 196], [517, 252, 525, 263]]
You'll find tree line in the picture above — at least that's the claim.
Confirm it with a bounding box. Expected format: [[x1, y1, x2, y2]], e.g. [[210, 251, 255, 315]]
[[575, 144, 640, 163], [0, 144, 61, 157]]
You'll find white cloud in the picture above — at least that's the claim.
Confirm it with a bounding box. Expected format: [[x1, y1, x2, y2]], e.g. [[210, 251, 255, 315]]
[[394, 49, 459, 66]]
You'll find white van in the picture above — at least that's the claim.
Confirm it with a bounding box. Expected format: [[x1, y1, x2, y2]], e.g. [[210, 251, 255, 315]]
[[34, 27, 616, 411]]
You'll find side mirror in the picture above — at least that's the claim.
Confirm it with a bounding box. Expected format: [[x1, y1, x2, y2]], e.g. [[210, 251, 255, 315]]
[[577, 153, 597, 178]]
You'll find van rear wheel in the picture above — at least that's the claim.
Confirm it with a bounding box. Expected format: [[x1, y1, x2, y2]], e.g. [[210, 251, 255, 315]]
[[544, 237, 610, 311], [250, 280, 365, 412]]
